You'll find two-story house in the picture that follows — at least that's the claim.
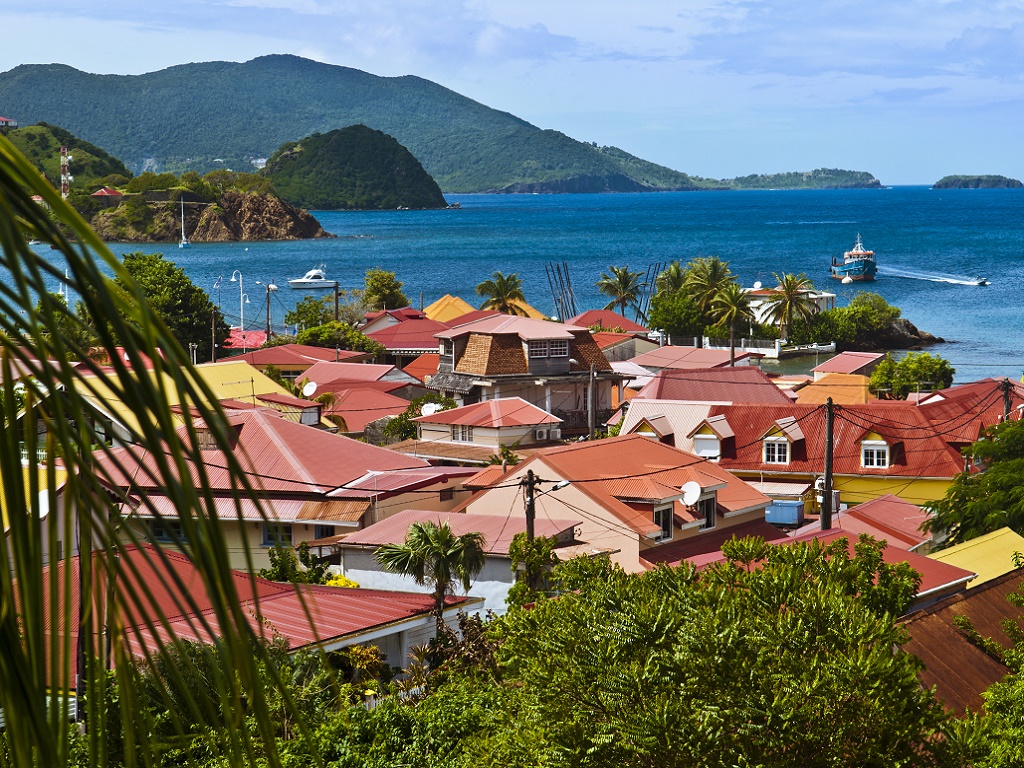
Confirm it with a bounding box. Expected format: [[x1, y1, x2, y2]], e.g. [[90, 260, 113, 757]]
[[429, 316, 623, 435]]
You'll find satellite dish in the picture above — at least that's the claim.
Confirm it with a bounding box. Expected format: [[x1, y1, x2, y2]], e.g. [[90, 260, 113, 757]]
[[420, 402, 442, 417], [753, 281, 762, 290], [301, 380, 317, 398], [681, 481, 702, 506]]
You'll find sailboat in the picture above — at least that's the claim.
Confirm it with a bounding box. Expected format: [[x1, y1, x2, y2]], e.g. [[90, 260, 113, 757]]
[[178, 198, 190, 249]]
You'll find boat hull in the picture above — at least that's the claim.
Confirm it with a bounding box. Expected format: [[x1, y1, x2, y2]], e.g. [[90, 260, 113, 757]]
[[288, 279, 335, 289]]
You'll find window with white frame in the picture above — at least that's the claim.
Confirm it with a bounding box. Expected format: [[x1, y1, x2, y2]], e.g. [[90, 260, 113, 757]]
[[763, 437, 789, 464], [451, 424, 474, 442], [653, 505, 673, 542], [549, 339, 569, 357], [692, 435, 721, 462], [528, 340, 549, 358], [861, 440, 889, 468], [262, 524, 293, 547], [698, 494, 717, 530]]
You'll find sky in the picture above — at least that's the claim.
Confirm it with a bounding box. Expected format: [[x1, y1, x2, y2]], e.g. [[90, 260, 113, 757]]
[[2, 1, 1024, 184]]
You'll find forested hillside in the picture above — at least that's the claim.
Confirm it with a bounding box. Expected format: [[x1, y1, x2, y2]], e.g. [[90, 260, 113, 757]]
[[5, 122, 130, 190], [0, 56, 882, 193], [265, 125, 448, 210]]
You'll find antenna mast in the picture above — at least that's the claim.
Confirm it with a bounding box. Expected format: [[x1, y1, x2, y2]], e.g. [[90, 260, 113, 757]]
[[60, 146, 73, 199]]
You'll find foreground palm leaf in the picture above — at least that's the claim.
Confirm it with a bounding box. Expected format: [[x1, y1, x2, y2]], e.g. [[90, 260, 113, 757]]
[[0, 135, 312, 766]]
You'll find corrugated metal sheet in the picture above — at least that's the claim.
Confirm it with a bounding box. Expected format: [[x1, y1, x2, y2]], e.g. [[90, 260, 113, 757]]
[[928, 528, 1024, 586], [132, 495, 368, 523]]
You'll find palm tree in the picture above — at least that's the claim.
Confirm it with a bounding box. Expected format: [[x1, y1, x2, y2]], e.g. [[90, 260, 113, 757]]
[[683, 256, 734, 313], [0, 134, 306, 766], [710, 282, 755, 366], [764, 272, 817, 339], [596, 265, 647, 317], [476, 271, 527, 315], [375, 521, 487, 632], [655, 261, 686, 295]]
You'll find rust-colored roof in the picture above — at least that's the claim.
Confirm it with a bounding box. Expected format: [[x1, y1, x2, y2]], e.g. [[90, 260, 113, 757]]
[[900, 569, 1024, 714], [95, 408, 428, 496], [636, 367, 792, 403], [640, 519, 790, 567], [413, 397, 560, 428], [387, 439, 506, 465], [402, 353, 440, 383], [592, 331, 637, 350], [339, 508, 579, 555], [303, 361, 409, 385], [630, 346, 750, 370], [91, 186, 124, 196], [567, 310, 650, 333]]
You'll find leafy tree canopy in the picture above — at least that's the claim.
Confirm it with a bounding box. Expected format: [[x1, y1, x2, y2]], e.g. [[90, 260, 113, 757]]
[[363, 268, 409, 312], [293, 320, 384, 355], [383, 393, 457, 441], [647, 290, 704, 340], [257, 542, 330, 585], [869, 351, 955, 399]]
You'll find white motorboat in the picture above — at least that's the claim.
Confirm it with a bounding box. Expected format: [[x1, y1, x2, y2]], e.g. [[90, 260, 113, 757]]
[[288, 264, 335, 289]]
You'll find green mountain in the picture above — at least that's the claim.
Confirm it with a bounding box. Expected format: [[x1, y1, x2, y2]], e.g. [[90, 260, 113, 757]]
[[933, 175, 1022, 189], [725, 168, 882, 190], [0, 56, 883, 193], [265, 125, 448, 210], [5, 122, 130, 191]]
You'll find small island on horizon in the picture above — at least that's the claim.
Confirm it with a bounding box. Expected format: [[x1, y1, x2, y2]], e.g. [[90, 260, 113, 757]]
[[933, 174, 1022, 189]]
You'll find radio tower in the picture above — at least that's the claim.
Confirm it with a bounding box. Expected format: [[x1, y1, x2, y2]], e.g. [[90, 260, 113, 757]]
[[60, 146, 73, 199]]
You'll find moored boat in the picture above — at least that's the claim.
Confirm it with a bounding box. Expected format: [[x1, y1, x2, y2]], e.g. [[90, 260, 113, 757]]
[[830, 234, 876, 282], [288, 264, 335, 289]]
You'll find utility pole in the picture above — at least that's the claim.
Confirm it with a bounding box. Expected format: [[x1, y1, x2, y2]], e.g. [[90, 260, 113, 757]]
[[211, 309, 217, 363], [587, 364, 596, 440], [523, 469, 536, 544], [820, 397, 835, 531], [1003, 377, 1013, 421], [333, 282, 340, 322]]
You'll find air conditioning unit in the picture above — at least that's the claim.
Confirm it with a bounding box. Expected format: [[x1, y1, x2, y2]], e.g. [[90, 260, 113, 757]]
[[534, 428, 549, 441], [549, 428, 562, 440]]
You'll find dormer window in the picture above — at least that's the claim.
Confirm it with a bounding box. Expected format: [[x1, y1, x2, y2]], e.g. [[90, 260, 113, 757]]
[[763, 437, 789, 464], [549, 340, 569, 357], [861, 440, 889, 468], [653, 504, 673, 542], [451, 425, 474, 442], [528, 340, 550, 358], [698, 492, 717, 530], [692, 434, 720, 462]]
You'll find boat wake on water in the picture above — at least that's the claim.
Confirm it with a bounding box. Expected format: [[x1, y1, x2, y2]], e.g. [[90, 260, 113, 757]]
[[877, 267, 989, 286]]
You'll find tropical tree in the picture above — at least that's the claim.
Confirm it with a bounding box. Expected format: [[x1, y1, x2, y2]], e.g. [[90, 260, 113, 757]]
[[362, 267, 409, 311], [764, 272, 817, 338], [869, 351, 956, 400], [683, 255, 734, 313], [0, 132, 310, 766], [375, 521, 487, 630], [596, 265, 647, 317], [476, 271, 527, 315], [654, 260, 686, 294], [710, 281, 755, 366]]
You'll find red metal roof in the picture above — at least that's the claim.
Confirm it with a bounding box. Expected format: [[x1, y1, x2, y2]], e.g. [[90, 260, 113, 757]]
[[90, 186, 124, 197], [339, 508, 579, 555], [228, 344, 364, 367], [304, 361, 406, 384], [363, 307, 427, 323], [367, 318, 450, 351], [811, 351, 884, 375], [567, 309, 650, 333], [446, 309, 502, 327], [329, 466, 479, 498], [413, 397, 560, 428], [636, 367, 792, 403], [95, 408, 428, 495], [222, 327, 267, 350], [789, 494, 931, 549], [639, 519, 790, 567], [629, 346, 750, 369]]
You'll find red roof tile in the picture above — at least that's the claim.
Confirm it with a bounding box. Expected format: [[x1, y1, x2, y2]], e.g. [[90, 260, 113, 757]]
[[635, 367, 792, 403], [324, 387, 410, 432], [413, 397, 560, 428]]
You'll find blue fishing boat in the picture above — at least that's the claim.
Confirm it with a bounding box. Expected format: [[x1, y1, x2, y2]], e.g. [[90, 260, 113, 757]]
[[830, 234, 876, 282]]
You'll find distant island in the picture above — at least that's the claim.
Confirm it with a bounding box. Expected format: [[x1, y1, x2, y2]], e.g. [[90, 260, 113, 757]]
[[933, 175, 1022, 189], [265, 125, 449, 210], [0, 56, 885, 194]]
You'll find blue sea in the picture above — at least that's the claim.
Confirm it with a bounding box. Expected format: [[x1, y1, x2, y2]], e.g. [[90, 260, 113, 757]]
[[64, 186, 1024, 382]]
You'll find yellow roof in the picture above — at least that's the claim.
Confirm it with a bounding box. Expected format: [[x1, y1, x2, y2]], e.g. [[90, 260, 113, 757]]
[[795, 373, 874, 405], [423, 294, 475, 322], [508, 298, 547, 320], [928, 527, 1024, 587], [75, 360, 319, 436]]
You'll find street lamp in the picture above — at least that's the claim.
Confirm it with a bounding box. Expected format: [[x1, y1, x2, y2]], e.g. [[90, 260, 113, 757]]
[[256, 280, 279, 339], [239, 293, 250, 351]]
